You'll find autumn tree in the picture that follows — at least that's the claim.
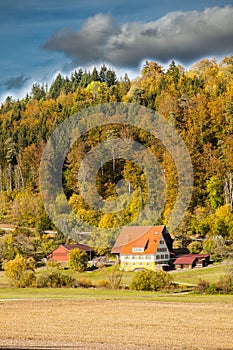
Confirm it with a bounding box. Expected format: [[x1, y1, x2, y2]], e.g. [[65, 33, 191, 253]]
[[3, 254, 36, 287], [69, 248, 88, 272]]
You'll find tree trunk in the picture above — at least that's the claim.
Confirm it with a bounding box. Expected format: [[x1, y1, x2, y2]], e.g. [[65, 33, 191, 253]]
[[224, 172, 233, 211]]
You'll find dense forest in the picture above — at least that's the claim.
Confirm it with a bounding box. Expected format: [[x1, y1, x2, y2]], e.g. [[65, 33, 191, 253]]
[[0, 58, 232, 255]]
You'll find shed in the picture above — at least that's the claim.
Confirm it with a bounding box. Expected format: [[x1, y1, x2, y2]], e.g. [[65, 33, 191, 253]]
[[174, 255, 197, 269], [193, 254, 210, 267], [174, 253, 210, 269], [50, 244, 94, 262]]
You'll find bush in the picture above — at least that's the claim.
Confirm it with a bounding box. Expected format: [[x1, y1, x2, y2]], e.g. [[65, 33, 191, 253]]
[[36, 274, 50, 288], [130, 269, 173, 291], [103, 264, 124, 289], [95, 279, 111, 289], [46, 259, 63, 270], [76, 277, 93, 288], [36, 271, 76, 288], [216, 274, 233, 294], [195, 275, 233, 295], [206, 283, 218, 294], [195, 279, 211, 294]]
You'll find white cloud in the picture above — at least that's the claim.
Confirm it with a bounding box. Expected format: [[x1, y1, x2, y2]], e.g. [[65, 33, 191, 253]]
[[43, 6, 233, 67]]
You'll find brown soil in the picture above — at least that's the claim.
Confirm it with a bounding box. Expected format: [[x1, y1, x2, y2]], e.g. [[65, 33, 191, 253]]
[[0, 299, 232, 349]]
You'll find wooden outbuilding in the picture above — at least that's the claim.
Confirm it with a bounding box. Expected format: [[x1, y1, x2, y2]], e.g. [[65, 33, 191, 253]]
[[174, 255, 197, 269], [50, 244, 93, 262], [174, 254, 210, 269]]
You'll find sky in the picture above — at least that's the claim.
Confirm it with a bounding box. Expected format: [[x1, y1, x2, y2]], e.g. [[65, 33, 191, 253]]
[[0, 0, 233, 102]]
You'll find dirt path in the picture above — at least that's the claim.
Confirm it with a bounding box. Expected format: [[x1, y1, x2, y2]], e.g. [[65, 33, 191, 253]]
[[0, 299, 232, 349]]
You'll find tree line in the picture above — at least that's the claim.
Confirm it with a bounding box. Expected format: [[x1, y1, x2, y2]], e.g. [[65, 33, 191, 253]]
[[0, 58, 232, 252]]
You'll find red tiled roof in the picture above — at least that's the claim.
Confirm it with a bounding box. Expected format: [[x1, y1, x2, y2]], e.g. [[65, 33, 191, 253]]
[[121, 230, 162, 255], [62, 244, 93, 252], [111, 225, 165, 254], [181, 254, 209, 258], [174, 256, 197, 265]]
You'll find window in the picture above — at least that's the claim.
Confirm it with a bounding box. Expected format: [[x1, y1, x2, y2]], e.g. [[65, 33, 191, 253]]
[[125, 256, 129, 260], [161, 254, 164, 259], [132, 247, 144, 252], [157, 248, 167, 252], [146, 255, 151, 260], [133, 262, 136, 266], [139, 262, 142, 266], [160, 240, 164, 244], [156, 255, 160, 260], [146, 262, 150, 266], [165, 254, 168, 259]]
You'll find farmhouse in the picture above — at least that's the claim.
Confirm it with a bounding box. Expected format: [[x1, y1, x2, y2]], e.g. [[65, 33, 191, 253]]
[[174, 254, 210, 269], [50, 244, 94, 262], [111, 225, 173, 271]]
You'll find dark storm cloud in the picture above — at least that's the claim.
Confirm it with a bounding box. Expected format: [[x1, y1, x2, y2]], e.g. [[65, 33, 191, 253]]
[[3, 74, 29, 90], [44, 6, 233, 67], [43, 13, 119, 64]]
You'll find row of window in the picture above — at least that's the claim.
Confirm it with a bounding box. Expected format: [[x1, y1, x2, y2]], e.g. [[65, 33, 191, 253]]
[[123, 255, 152, 260], [156, 254, 169, 260], [122, 253, 169, 261], [157, 248, 167, 252], [124, 262, 151, 266]]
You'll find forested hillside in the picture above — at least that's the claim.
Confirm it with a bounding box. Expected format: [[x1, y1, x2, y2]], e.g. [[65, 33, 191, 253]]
[[0, 58, 232, 252]]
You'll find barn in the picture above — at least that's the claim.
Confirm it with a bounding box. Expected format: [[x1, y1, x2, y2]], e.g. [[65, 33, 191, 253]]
[[50, 244, 94, 262], [174, 254, 210, 269], [174, 255, 197, 269]]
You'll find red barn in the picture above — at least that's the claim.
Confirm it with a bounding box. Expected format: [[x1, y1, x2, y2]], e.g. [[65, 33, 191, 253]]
[[50, 244, 93, 262], [174, 254, 210, 269], [174, 255, 197, 269]]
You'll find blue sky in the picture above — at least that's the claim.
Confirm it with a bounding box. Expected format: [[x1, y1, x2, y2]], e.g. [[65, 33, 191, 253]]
[[0, 0, 233, 102]]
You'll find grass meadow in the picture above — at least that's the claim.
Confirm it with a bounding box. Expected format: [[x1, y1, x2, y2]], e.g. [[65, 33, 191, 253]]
[[170, 263, 229, 284]]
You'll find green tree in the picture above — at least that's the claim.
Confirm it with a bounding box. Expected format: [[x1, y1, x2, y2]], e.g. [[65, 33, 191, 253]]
[[165, 60, 181, 87], [202, 237, 216, 255], [187, 241, 203, 254], [203, 235, 228, 260], [31, 83, 46, 100], [91, 67, 100, 82], [207, 176, 223, 211], [0, 233, 18, 261], [49, 73, 64, 99], [210, 205, 233, 238], [12, 191, 41, 227], [4, 137, 17, 191], [69, 248, 88, 272]]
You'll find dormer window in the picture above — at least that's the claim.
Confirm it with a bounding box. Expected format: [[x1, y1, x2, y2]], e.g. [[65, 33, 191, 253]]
[[132, 247, 144, 252]]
